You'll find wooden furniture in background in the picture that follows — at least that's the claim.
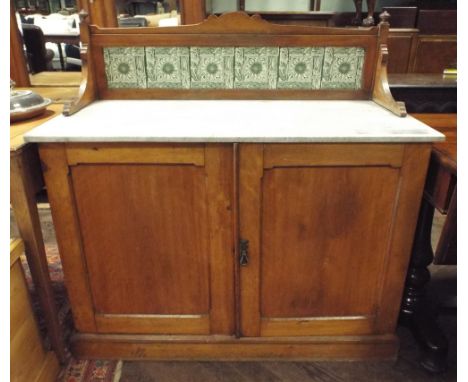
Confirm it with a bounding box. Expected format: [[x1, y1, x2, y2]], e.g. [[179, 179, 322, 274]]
[[390, 9, 456, 74], [400, 113, 456, 373], [389, 73, 456, 113], [212, 8, 456, 75], [180, 0, 205, 24], [10, 0, 30, 87], [409, 35, 456, 74], [387, 29, 418, 74], [10, 102, 76, 363], [10, 238, 60, 382], [389, 74, 456, 373]]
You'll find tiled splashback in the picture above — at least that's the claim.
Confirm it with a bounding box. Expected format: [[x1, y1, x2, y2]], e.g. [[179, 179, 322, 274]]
[[103, 46, 365, 90]]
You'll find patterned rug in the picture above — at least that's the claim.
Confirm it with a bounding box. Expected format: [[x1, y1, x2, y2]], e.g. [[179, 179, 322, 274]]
[[57, 359, 122, 382], [20, 243, 121, 382]]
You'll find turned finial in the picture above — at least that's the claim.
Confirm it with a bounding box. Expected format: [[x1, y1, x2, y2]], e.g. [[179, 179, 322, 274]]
[[79, 9, 89, 23], [379, 10, 390, 25]]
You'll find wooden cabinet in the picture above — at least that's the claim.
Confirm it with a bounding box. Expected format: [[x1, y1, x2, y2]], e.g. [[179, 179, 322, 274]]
[[41, 143, 235, 336], [40, 142, 430, 360]]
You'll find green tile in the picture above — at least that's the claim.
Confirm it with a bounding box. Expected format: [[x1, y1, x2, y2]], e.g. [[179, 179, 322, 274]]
[[190, 47, 235, 89], [234, 47, 279, 89], [103, 47, 147, 89], [145, 47, 190, 89], [277, 47, 324, 89], [320, 47, 365, 90], [103, 45, 367, 91]]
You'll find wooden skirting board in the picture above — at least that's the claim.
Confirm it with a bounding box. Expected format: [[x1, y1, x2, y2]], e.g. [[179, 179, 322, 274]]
[[72, 333, 399, 361]]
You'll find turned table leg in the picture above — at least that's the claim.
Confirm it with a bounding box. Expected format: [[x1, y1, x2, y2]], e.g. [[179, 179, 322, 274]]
[[352, 0, 363, 26], [363, 0, 376, 26], [10, 146, 67, 363], [400, 197, 449, 373]]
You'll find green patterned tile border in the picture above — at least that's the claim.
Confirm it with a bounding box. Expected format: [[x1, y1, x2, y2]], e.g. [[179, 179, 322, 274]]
[[103, 46, 365, 90], [191, 47, 235, 89], [320, 47, 365, 89], [234, 47, 279, 89], [278, 47, 324, 89], [146, 47, 190, 89], [104, 47, 147, 89]]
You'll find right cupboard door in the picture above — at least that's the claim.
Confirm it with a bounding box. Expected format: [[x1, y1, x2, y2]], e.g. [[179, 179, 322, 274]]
[[238, 143, 430, 337]]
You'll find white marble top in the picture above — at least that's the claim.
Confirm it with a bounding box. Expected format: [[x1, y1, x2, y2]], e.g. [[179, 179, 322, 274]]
[[24, 100, 445, 143]]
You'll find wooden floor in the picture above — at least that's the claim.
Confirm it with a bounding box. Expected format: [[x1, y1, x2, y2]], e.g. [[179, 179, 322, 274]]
[[117, 295, 456, 382], [10, 208, 457, 381]]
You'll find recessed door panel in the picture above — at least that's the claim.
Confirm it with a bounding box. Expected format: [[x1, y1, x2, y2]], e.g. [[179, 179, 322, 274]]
[[261, 166, 399, 318], [239, 143, 411, 337], [72, 164, 210, 316]]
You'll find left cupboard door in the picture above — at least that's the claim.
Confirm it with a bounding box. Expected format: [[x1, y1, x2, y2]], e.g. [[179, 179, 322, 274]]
[[40, 143, 235, 336]]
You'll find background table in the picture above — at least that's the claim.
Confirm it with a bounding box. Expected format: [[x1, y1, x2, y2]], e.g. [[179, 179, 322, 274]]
[[43, 32, 80, 70], [400, 113, 456, 373]]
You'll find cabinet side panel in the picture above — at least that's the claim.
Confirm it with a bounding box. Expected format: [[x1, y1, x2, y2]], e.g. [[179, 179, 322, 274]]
[[39, 144, 97, 332], [71, 164, 210, 316], [260, 166, 400, 319], [374, 144, 432, 332]]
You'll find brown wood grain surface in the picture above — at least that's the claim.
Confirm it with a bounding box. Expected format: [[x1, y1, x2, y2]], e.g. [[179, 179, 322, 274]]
[[71, 332, 398, 360], [10, 240, 60, 382], [410, 35, 456, 74], [10, 104, 63, 151], [40, 143, 235, 336], [373, 144, 431, 333], [239, 144, 264, 338], [260, 166, 400, 320], [10, 0, 30, 87], [412, 114, 456, 165], [39, 139, 431, 359], [16, 87, 79, 104], [239, 144, 412, 338], [72, 164, 211, 315], [40, 144, 98, 332], [387, 30, 418, 73], [30, 71, 82, 87]]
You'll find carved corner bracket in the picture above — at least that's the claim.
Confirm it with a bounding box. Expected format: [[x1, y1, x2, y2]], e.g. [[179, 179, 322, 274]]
[[372, 11, 407, 117], [63, 10, 97, 117]]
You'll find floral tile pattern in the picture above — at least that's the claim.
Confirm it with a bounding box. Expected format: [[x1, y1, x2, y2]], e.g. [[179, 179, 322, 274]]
[[190, 47, 235, 89], [103, 46, 367, 91], [278, 47, 325, 89], [103, 47, 147, 89], [320, 47, 365, 89], [146, 47, 190, 89], [234, 47, 279, 89]]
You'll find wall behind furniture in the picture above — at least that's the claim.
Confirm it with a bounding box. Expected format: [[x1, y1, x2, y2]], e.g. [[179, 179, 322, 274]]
[[207, 0, 416, 13], [320, 0, 415, 11]]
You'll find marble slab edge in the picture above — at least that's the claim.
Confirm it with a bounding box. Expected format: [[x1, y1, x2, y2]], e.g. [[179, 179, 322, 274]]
[[24, 135, 445, 144]]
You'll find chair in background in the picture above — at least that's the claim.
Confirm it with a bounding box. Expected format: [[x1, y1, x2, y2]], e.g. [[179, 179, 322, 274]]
[[21, 24, 54, 73], [64, 44, 82, 71]]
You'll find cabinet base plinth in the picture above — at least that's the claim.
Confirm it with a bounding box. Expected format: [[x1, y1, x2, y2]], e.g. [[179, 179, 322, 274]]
[[71, 333, 399, 361]]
